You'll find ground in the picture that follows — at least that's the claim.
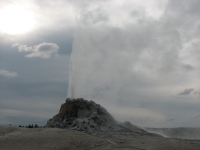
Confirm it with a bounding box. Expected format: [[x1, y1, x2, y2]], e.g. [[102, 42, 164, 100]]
[[0, 125, 200, 150]]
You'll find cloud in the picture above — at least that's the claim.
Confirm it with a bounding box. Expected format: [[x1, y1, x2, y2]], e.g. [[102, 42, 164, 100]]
[[182, 64, 195, 71], [66, 0, 200, 127], [166, 116, 177, 122], [0, 69, 18, 77], [80, 4, 109, 25], [68, 0, 199, 100], [179, 88, 194, 95], [13, 42, 59, 58], [194, 91, 200, 95]]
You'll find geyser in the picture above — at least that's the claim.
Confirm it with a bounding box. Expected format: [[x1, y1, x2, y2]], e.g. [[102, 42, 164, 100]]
[[46, 98, 147, 133], [67, 42, 75, 99], [66, 25, 131, 100]]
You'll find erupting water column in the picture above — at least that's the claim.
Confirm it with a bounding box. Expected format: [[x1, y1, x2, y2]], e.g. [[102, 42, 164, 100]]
[[67, 47, 74, 99], [67, 16, 83, 99]]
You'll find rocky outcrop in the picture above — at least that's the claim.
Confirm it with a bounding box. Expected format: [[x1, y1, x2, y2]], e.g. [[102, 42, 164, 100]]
[[46, 98, 147, 133], [120, 121, 146, 133]]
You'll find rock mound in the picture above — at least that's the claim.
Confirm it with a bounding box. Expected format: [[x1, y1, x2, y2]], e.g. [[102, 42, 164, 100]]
[[46, 98, 147, 133], [120, 121, 146, 133]]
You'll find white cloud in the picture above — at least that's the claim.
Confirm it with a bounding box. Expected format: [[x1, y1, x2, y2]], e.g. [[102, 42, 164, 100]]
[[0, 69, 18, 77], [13, 42, 59, 58]]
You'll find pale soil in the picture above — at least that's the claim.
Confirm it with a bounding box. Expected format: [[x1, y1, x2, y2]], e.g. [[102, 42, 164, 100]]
[[0, 126, 200, 150]]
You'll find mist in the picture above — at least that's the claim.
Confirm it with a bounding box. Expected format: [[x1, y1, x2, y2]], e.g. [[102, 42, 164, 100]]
[[67, 0, 200, 127], [145, 127, 200, 140]]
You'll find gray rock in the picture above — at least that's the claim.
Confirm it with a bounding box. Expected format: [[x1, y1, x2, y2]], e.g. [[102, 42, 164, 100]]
[[46, 98, 147, 133]]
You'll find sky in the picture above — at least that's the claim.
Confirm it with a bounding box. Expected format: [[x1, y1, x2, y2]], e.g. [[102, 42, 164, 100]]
[[0, 0, 199, 127]]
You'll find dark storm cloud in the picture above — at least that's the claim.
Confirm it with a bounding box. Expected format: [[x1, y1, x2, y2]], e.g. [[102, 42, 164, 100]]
[[179, 88, 194, 95]]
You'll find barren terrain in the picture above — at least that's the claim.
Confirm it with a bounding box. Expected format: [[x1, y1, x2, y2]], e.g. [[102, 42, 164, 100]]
[[1, 125, 200, 150]]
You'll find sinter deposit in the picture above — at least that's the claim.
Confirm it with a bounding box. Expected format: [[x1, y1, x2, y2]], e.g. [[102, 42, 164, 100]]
[[46, 98, 146, 133]]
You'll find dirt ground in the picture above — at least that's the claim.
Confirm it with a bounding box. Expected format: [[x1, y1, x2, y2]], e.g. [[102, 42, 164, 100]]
[[0, 125, 200, 150]]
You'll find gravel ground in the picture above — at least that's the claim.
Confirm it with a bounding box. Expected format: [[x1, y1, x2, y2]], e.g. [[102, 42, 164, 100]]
[[1, 126, 200, 150]]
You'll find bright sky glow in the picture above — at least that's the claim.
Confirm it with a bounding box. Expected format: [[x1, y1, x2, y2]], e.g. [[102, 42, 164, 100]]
[[0, 5, 36, 35]]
